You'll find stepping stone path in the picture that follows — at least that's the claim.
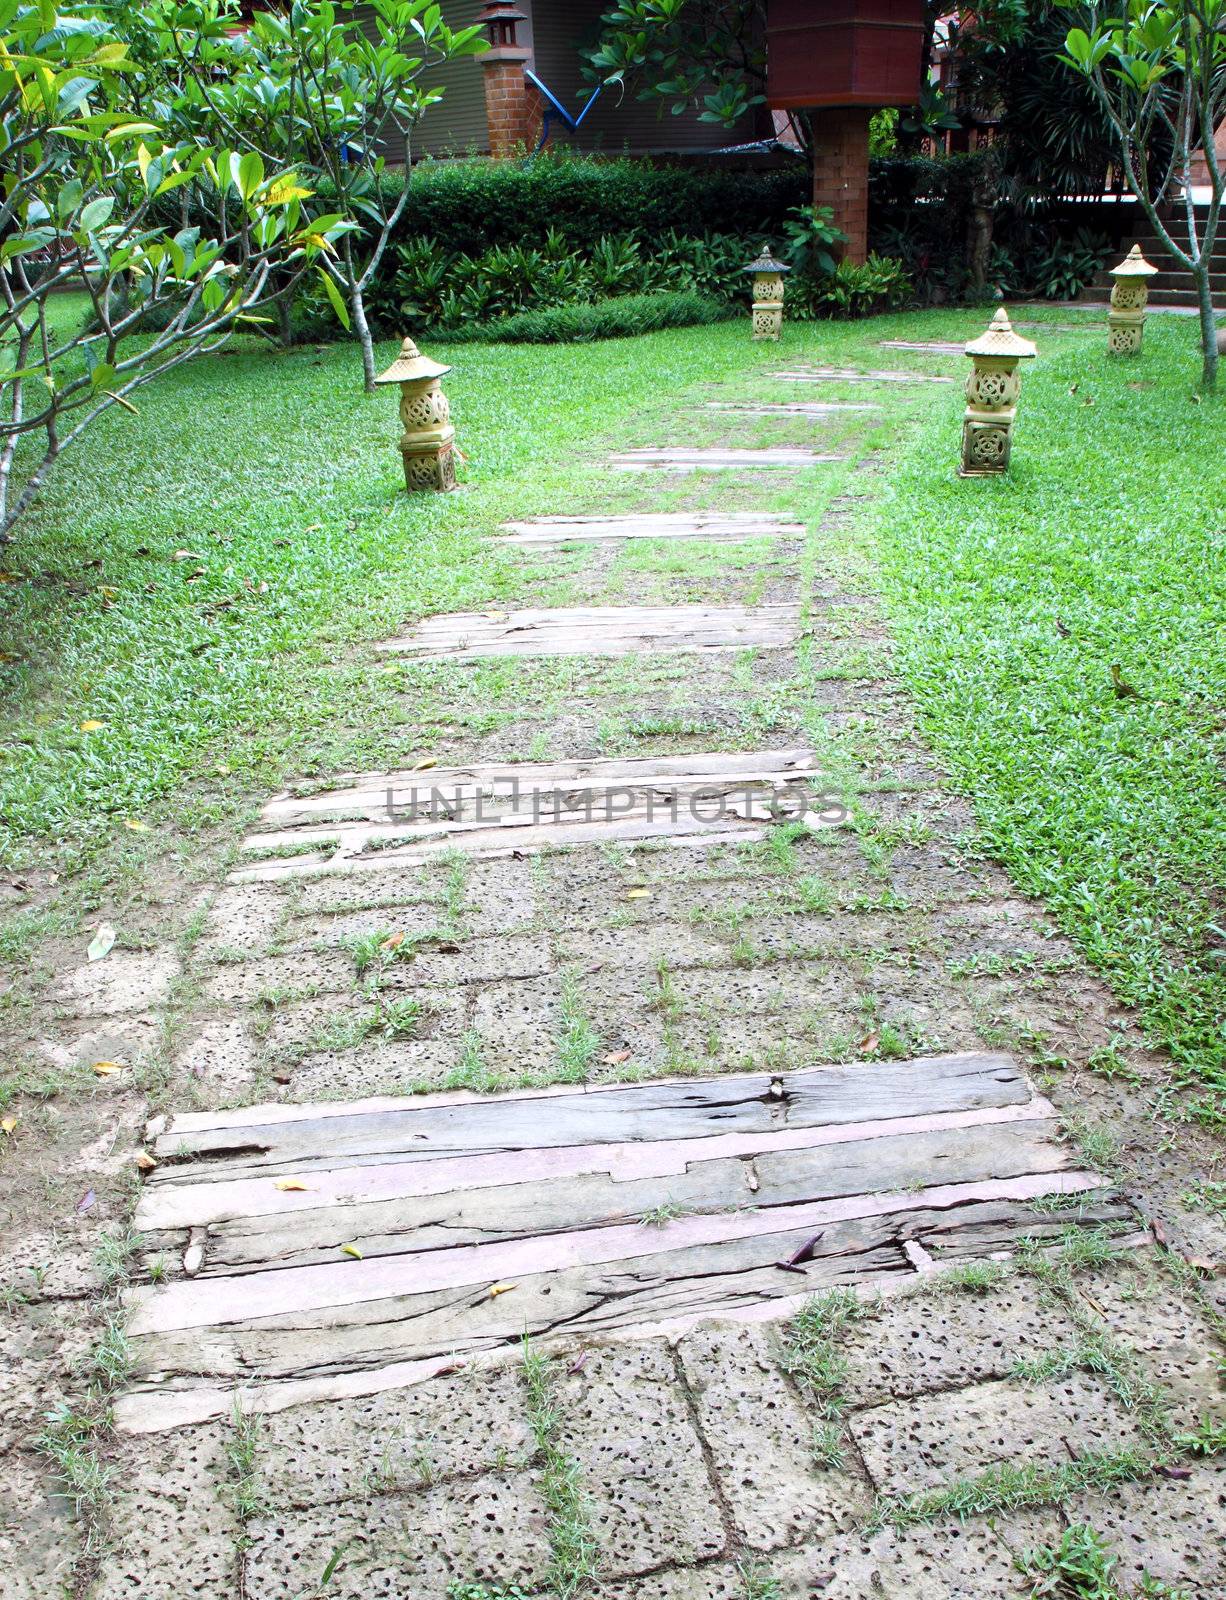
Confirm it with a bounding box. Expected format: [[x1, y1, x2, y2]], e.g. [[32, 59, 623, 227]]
[[119, 1051, 1114, 1432], [609, 446, 844, 471], [61, 341, 1226, 1600], [373, 603, 803, 661], [774, 366, 956, 384], [496, 511, 804, 545]]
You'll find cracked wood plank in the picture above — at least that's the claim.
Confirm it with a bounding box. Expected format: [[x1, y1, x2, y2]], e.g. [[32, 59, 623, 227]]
[[116, 1195, 1130, 1435], [227, 749, 827, 880], [609, 447, 844, 471], [373, 604, 803, 662], [144, 1051, 1033, 1169], [877, 340, 966, 355], [704, 402, 882, 416], [496, 512, 804, 545], [144, 1117, 1078, 1274], [772, 368, 955, 385]]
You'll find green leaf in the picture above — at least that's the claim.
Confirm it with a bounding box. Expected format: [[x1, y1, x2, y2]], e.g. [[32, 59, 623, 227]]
[[318, 267, 351, 329]]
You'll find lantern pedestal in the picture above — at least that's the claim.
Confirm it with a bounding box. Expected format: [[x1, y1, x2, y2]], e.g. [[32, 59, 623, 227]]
[[375, 339, 457, 494], [1107, 244, 1158, 355], [959, 308, 1036, 478]]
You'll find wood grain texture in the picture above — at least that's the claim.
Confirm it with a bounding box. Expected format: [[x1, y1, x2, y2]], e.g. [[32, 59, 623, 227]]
[[878, 340, 966, 355], [704, 402, 882, 416], [118, 1051, 1127, 1433], [609, 447, 844, 471], [373, 604, 803, 662], [496, 513, 804, 545], [228, 749, 824, 880], [773, 368, 955, 385]]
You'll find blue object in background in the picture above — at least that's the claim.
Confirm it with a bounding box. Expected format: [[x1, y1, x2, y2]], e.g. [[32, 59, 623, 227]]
[[524, 69, 602, 158]]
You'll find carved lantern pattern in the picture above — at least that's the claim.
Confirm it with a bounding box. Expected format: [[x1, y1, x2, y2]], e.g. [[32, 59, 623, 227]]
[[1107, 244, 1159, 355], [743, 248, 792, 341], [374, 337, 457, 494], [959, 307, 1037, 478]]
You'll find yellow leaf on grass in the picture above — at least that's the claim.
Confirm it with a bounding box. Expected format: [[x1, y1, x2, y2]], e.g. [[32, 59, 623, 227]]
[[92, 1060, 124, 1076], [1, 1116, 17, 1134], [123, 819, 151, 832], [380, 931, 405, 952], [79, 719, 106, 732], [488, 1281, 517, 1298], [626, 887, 651, 900], [340, 1242, 363, 1259], [275, 1178, 309, 1192]]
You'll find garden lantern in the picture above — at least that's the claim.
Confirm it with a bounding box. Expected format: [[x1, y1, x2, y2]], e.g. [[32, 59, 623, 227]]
[[959, 307, 1037, 477], [743, 247, 791, 341], [475, 1, 527, 48], [1107, 244, 1159, 355], [374, 337, 457, 493]]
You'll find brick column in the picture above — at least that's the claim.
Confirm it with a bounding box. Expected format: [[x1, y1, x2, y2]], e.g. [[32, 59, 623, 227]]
[[810, 107, 873, 264], [482, 48, 539, 158]]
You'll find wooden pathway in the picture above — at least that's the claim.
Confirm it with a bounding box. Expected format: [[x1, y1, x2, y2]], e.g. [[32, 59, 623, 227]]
[[609, 447, 843, 471], [118, 1051, 1117, 1432], [495, 512, 803, 546]]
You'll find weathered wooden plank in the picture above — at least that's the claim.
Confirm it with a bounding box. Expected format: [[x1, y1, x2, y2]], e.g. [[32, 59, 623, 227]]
[[373, 604, 803, 662], [773, 368, 955, 386], [704, 402, 882, 417], [228, 815, 767, 882], [115, 1212, 1147, 1435], [135, 1099, 1056, 1233], [610, 446, 844, 472], [147, 1051, 1031, 1168], [256, 749, 820, 826], [878, 340, 966, 356], [151, 1118, 1075, 1273], [497, 513, 803, 545]]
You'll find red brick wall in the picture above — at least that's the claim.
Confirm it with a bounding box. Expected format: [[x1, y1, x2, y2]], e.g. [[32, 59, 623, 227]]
[[811, 107, 873, 264], [482, 56, 542, 158]]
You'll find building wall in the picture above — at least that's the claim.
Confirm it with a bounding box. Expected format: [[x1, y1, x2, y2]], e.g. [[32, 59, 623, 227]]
[[357, 0, 493, 159], [357, 0, 750, 162]]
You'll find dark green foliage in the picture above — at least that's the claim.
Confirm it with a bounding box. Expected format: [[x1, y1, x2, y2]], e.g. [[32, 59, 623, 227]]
[[434, 290, 729, 344], [792, 255, 912, 320], [372, 153, 808, 257]]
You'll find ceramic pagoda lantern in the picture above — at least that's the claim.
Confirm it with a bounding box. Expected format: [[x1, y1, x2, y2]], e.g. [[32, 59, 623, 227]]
[[959, 308, 1037, 477], [374, 337, 457, 493], [1107, 245, 1159, 355], [743, 248, 792, 340]]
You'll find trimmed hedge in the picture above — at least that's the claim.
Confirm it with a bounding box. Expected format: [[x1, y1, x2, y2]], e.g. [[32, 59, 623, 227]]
[[432, 290, 730, 343], [375, 153, 810, 256]]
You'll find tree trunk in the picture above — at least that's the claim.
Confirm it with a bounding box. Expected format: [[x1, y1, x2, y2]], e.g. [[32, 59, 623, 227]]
[[351, 283, 376, 392], [276, 294, 294, 349], [966, 200, 995, 297], [1194, 259, 1219, 390]]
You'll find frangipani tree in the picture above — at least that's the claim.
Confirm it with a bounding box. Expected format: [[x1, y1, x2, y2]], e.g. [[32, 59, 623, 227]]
[[1062, 0, 1225, 388], [0, 0, 349, 538], [176, 0, 487, 389]]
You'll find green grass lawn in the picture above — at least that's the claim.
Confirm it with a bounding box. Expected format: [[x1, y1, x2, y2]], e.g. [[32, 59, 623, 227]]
[[0, 303, 1223, 1112]]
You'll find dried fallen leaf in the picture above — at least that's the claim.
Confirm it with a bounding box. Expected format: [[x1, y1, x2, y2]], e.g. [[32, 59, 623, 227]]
[[0, 1116, 17, 1134], [411, 758, 437, 770], [79, 719, 106, 732], [77, 1188, 96, 1211], [602, 1050, 631, 1066], [275, 1178, 309, 1192], [626, 887, 651, 900], [858, 1031, 880, 1054], [123, 819, 151, 832], [87, 924, 116, 962], [488, 1281, 517, 1298], [567, 1351, 589, 1376], [340, 1242, 363, 1259], [172, 549, 204, 562], [92, 1060, 124, 1076], [380, 931, 405, 952], [134, 1151, 157, 1171]]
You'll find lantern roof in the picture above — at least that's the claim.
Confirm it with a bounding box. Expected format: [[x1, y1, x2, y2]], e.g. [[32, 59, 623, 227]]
[[1110, 243, 1159, 278], [964, 307, 1037, 360], [743, 247, 792, 275], [475, 2, 527, 21], [374, 337, 452, 385]]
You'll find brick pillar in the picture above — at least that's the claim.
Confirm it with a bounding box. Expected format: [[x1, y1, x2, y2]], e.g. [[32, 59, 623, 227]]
[[810, 107, 873, 264], [482, 49, 540, 158]]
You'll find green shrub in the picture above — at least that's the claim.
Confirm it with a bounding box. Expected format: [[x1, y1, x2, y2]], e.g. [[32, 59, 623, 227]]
[[798, 254, 912, 319], [433, 290, 730, 344]]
